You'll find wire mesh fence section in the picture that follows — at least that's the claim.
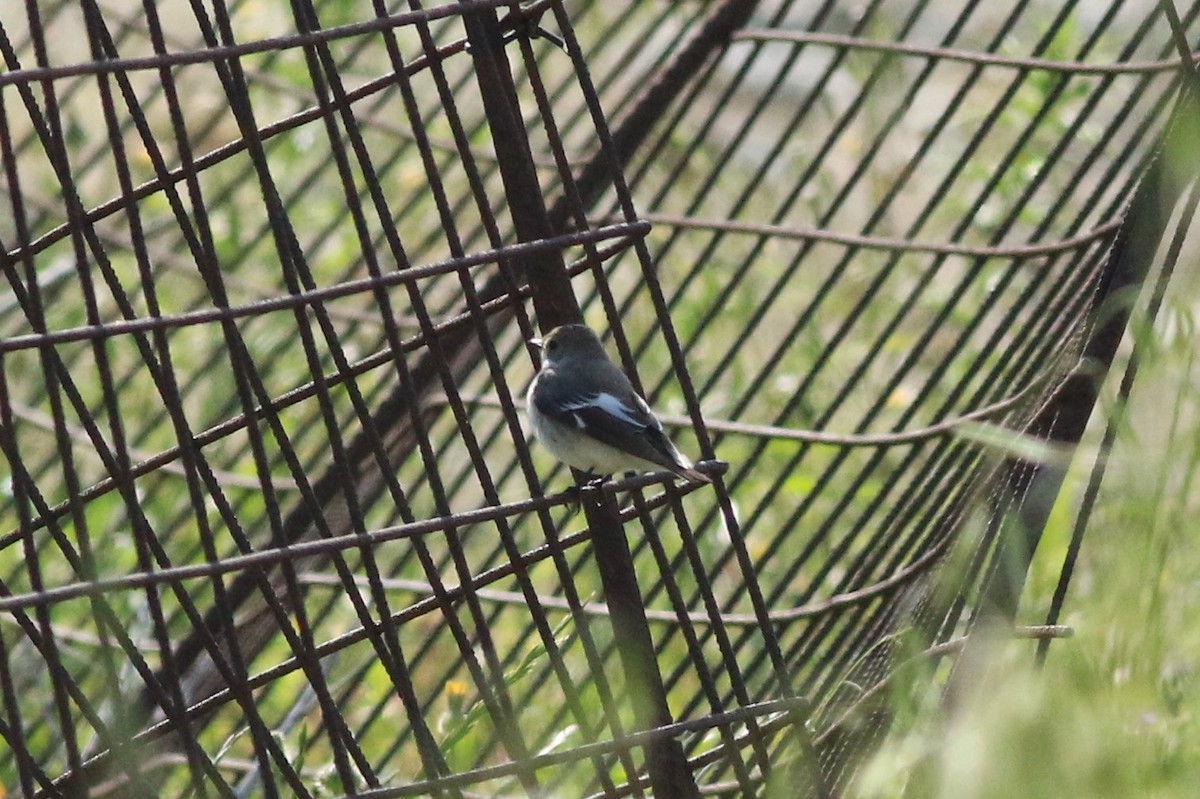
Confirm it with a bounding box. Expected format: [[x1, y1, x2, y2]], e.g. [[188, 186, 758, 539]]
[[0, 0, 1196, 796]]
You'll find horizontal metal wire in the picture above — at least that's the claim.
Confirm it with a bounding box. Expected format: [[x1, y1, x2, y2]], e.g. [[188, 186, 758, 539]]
[[0, 0, 569, 87], [0, 462, 722, 613], [437, 354, 1070, 447], [0, 222, 647, 350], [627, 212, 1123, 260], [298, 530, 950, 627], [735, 27, 1200, 75]]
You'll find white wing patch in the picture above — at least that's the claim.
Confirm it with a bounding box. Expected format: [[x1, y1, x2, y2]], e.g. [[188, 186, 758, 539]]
[[562, 392, 651, 429]]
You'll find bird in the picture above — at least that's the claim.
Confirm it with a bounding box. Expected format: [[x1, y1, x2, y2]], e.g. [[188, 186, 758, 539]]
[[526, 324, 710, 483]]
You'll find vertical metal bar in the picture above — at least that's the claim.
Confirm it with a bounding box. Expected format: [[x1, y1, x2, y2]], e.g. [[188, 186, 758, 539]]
[[460, 5, 700, 797], [980, 73, 1199, 625]]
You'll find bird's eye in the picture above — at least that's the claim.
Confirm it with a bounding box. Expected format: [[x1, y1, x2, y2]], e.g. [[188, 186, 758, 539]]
[[546, 339, 559, 352]]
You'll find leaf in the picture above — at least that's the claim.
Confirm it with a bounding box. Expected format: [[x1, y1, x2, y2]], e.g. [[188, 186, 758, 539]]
[[536, 724, 579, 756], [952, 421, 1075, 468]]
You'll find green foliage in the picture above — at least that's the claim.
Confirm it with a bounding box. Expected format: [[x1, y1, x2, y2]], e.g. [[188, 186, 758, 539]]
[[436, 611, 580, 777], [848, 255, 1200, 798]]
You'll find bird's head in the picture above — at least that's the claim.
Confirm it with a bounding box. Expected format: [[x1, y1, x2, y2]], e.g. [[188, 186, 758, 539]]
[[531, 324, 609, 366]]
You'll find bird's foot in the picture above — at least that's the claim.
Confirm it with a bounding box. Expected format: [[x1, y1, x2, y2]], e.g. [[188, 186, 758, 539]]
[[582, 473, 608, 490], [562, 472, 608, 515]]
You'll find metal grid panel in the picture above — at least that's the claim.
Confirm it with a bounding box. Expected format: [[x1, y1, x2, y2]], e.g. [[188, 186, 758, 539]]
[[0, 0, 1196, 796]]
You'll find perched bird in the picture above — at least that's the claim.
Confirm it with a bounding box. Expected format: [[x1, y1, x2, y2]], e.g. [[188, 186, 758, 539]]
[[526, 324, 710, 483]]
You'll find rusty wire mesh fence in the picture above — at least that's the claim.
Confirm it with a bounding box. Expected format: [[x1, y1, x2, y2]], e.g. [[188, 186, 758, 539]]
[[1, 0, 1198, 796]]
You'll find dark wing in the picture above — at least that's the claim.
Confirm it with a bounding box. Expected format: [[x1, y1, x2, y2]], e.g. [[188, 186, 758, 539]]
[[535, 387, 685, 473]]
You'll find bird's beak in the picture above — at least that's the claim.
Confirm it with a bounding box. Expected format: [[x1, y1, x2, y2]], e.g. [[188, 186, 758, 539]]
[[529, 337, 544, 349]]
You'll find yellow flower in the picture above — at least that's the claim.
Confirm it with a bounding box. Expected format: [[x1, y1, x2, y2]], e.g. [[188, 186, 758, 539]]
[[445, 679, 469, 715]]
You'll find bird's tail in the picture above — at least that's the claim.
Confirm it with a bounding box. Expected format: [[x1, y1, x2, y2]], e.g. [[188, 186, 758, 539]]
[[660, 435, 712, 484], [678, 465, 712, 484], [671, 451, 712, 484]]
